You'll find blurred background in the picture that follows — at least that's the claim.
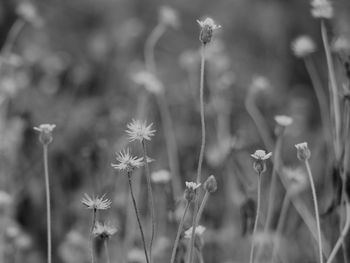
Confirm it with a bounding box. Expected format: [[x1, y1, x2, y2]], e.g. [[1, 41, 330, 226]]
[[1, 0, 350, 262]]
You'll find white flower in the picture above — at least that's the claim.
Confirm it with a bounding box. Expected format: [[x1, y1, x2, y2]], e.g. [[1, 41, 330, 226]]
[[250, 150, 272, 160], [185, 181, 201, 190], [274, 115, 293, 127], [249, 76, 271, 93], [184, 225, 206, 239], [291, 36, 316, 57], [151, 170, 171, 183], [111, 149, 143, 172], [311, 0, 333, 19], [131, 70, 164, 94], [159, 6, 180, 28], [126, 119, 156, 142], [81, 193, 112, 210], [93, 221, 117, 239], [196, 18, 221, 30], [33, 124, 56, 133]]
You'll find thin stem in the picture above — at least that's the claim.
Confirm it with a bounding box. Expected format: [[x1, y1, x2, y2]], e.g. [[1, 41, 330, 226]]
[[127, 172, 150, 263], [144, 23, 166, 74], [196, 249, 205, 263], [321, 19, 341, 162], [196, 191, 210, 226], [43, 144, 52, 263], [141, 140, 155, 263], [105, 240, 111, 263], [1, 19, 26, 56], [187, 43, 206, 263], [170, 202, 190, 263], [305, 160, 323, 263], [249, 174, 262, 263], [326, 204, 350, 263], [90, 209, 97, 263]]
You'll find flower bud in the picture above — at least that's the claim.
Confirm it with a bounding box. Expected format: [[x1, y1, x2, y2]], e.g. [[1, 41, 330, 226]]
[[33, 124, 56, 145], [251, 150, 272, 175], [295, 142, 311, 161], [204, 175, 217, 193], [184, 182, 201, 202], [197, 18, 221, 45]]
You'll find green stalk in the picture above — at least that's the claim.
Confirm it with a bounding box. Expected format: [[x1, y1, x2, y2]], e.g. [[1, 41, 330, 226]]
[[90, 209, 96, 263], [43, 144, 52, 263], [105, 240, 111, 263]]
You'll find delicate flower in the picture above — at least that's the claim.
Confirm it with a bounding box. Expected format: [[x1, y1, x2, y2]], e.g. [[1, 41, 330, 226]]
[[131, 70, 164, 94], [251, 150, 272, 174], [33, 124, 56, 145], [274, 115, 293, 127], [291, 36, 316, 57], [185, 181, 201, 190], [295, 142, 311, 161], [311, 0, 333, 19], [204, 175, 217, 193], [81, 193, 112, 210], [184, 181, 201, 202], [93, 221, 117, 240], [184, 225, 206, 239], [151, 169, 171, 184], [197, 17, 221, 45], [111, 149, 143, 172], [159, 6, 180, 28], [126, 119, 156, 142]]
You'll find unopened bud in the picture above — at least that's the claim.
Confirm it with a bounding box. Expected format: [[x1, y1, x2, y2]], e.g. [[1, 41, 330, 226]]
[[295, 142, 311, 161], [204, 175, 217, 193]]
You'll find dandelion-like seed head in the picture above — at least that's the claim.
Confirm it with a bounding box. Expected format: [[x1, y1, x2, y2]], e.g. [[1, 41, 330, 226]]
[[197, 17, 221, 45], [33, 124, 56, 145], [311, 0, 333, 19], [111, 148, 143, 172], [93, 221, 117, 240], [184, 181, 201, 202], [126, 119, 156, 142], [159, 6, 180, 28], [81, 193, 112, 210], [131, 70, 164, 94], [151, 169, 171, 184], [291, 36, 316, 57], [295, 142, 311, 161], [251, 150, 272, 175]]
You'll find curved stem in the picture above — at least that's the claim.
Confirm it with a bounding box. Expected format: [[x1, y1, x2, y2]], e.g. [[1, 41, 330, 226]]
[[43, 145, 52, 263], [1, 19, 26, 55], [144, 23, 166, 74], [127, 172, 150, 263], [326, 204, 350, 263], [249, 175, 262, 263], [170, 202, 190, 263], [141, 141, 155, 263], [105, 240, 111, 263], [305, 160, 323, 263]]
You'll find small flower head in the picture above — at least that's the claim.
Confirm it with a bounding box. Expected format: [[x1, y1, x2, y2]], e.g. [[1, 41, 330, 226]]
[[126, 119, 156, 142], [131, 70, 164, 94], [184, 225, 206, 250], [249, 75, 271, 96], [204, 175, 217, 193], [33, 124, 56, 145], [159, 6, 180, 28], [291, 36, 316, 57], [197, 17, 221, 45], [93, 221, 117, 240], [111, 149, 143, 172], [251, 150, 272, 174], [151, 169, 171, 184], [184, 181, 201, 202], [295, 142, 311, 161], [81, 193, 112, 211], [311, 0, 333, 19], [274, 115, 293, 136]]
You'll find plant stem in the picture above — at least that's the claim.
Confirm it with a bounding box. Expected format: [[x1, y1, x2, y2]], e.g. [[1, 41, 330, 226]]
[[144, 23, 166, 74], [141, 140, 155, 263], [326, 204, 350, 263], [321, 19, 341, 162], [127, 172, 150, 263], [249, 174, 262, 263], [90, 209, 97, 263], [43, 144, 52, 263], [187, 43, 206, 263], [305, 160, 323, 263], [1, 19, 26, 55], [170, 202, 190, 263], [105, 240, 111, 263], [196, 191, 210, 226], [196, 249, 205, 263]]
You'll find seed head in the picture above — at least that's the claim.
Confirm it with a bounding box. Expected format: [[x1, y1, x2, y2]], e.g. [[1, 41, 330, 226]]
[[81, 193, 112, 210], [204, 175, 217, 193], [197, 17, 221, 45], [311, 0, 333, 19], [291, 36, 316, 57], [295, 142, 311, 161], [184, 181, 201, 202], [33, 124, 56, 145], [251, 150, 272, 174], [93, 221, 117, 240], [111, 149, 143, 172], [126, 119, 156, 142]]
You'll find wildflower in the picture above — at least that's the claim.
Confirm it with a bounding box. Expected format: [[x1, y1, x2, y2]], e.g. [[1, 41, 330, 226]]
[[251, 150, 272, 174], [204, 175, 217, 193], [33, 124, 56, 145], [197, 17, 221, 45], [111, 149, 143, 172], [159, 6, 179, 28], [311, 0, 333, 19], [151, 169, 171, 184], [131, 70, 164, 94], [291, 36, 316, 57], [81, 193, 112, 210], [126, 119, 156, 142], [184, 181, 201, 202], [93, 221, 117, 240], [295, 142, 311, 161]]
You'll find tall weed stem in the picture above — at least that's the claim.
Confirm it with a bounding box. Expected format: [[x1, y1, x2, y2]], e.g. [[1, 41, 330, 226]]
[[43, 144, 52, 263]]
